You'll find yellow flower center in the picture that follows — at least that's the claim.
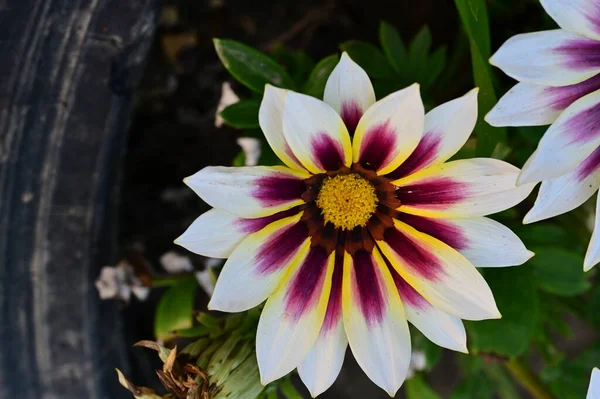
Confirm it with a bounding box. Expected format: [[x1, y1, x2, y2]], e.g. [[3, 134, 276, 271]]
[[316, 173, 378, 231]]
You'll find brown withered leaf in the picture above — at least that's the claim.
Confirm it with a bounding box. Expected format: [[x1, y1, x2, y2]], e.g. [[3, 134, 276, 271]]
[[135, 340, 172, 363], [116, 369, 164, 399]]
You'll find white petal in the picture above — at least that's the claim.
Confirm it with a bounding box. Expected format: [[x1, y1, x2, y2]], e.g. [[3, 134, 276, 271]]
[[324, 52, 376, 132], [342, 249, 411, 396], [487, 82, 566, 127], [282, 92, 352, 173], [257, 247, 336, 384], [490, 29, 600, 86], [259, 85, 306, 171], [352, 83, 424, 175], [185, 165, 309, 218], [524, 151, 600, 224], [519, 89, 600, 185], [298, 263, 347, 397], [397, 214, 533, 267], [585, 192, 600, 272], [175, 209, 246, 258], [438, 217, 533, 267], [389, 88, 478, 178], [394, 158, 535, 218], [208, 213, 309, 312], [541, 0, 600, 41], [587, 367, 600, 399], [378, 220, 500, 321], [390, 266, 467, 352]]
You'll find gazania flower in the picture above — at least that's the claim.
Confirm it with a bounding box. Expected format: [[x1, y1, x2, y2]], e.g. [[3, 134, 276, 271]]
[[486, 0, 600, 271], [176, 53, 534, 396], [588, 368, 599, 399]]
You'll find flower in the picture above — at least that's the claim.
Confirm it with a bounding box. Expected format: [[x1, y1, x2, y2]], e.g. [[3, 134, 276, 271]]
[[176, 53, 534, 396], [588, 367, 599, 399], [486, 0, 600, 271]]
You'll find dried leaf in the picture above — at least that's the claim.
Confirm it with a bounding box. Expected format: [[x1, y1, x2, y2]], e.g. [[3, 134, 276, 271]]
[[134, 340, 171, 363], [116, 369, 164, 399]]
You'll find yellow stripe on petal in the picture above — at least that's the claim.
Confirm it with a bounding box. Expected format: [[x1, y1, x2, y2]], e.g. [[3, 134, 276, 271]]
[[259, 85, 307, 172], [378, 219, 500, 321], [342, 248, 411, 396], [257, 247, 336, 384], [282, 92, 352, 174], [208, 213, 308, 312], [394, 158, 534, 219], [352, 83, 424, 176]]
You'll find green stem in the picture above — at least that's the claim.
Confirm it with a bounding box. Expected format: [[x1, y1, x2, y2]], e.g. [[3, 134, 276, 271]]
[[504, 359, 556, 399]]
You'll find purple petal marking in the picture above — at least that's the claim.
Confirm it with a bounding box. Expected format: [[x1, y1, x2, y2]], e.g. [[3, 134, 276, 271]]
[[565, 100, 600, 144], [322, 255, 343, 332], [237, 207, 301, 233], [255, 222, 308, 274], [388, 264, 428, 311], [383, 226, 442, 280], [547, 73, 600, 111], [340, 100, 362, 134], [576, 146, 600, 180], [558, 39, 600, 71], [396, 178, 469, 208], [284, 246, 330, 320], [352, 250, 385, 325], [359, 121, 397, 171], [311, 133, 345, 171], [387, 133, 442, 179], [396, 213, 467, 251], [252, 175, 306, 206]]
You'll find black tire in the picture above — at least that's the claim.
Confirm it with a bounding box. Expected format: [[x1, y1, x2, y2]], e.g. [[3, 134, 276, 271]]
[[0, 1, 160, 398]]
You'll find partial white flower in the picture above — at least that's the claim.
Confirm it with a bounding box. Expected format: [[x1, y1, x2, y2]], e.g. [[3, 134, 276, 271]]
[[487, 0, 600, 271]]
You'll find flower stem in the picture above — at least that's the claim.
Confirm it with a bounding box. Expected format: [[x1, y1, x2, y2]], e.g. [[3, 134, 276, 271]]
[[504, 359, 556, 399]]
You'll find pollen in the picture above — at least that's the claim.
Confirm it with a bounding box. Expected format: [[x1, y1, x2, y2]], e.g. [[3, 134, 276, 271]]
[[316, 173, 378, 231]]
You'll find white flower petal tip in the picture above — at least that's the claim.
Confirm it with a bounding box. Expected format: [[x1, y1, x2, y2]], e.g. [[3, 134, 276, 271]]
[[489, 30, 600, 86], [517, 165, 542, 186], [583, 259, 598, 272], [588, 367, 600, 399]]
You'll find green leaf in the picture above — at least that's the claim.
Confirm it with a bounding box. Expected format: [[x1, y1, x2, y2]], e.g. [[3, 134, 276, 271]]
[[154, 277, 197, 341], [405, 374, 441, 399], [530, 247, 590, 296], [220, 100, 260, 129], [340, 41, 395, 79], [590, 285, 600, 325], [272, 47, 315, 85], [214, 39, 295, 93], [280, 377, 303, 399], [379, 21, 406, 73], [454, 0, 506, 156], [408, 26, 433, 80], [467, 266, 539, 357], [302, 54, 339, 99], [174, 324, 210, 338], [483, 363, 520, 399], [542, 344, 600, 399], [422, 45, 447, 89], [451, 370, 493, 399]]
